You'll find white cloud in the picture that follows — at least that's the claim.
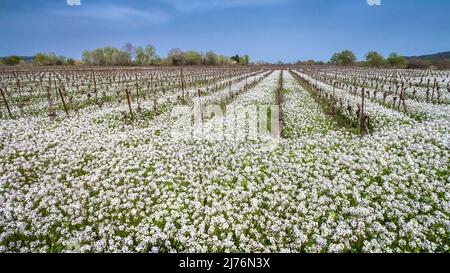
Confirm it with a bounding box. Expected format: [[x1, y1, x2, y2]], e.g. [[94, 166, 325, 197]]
[[51, 5, 171, 25], [163, 0, 292, 13]]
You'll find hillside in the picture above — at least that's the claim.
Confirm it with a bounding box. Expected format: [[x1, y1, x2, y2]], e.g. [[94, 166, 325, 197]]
[[405, 51, 450, 60]]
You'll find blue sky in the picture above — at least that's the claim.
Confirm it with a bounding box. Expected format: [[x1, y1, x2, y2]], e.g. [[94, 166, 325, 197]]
[[0, 0, 449, 62]]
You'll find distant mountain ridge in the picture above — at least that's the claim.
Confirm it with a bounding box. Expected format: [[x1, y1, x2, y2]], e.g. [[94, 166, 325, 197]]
[[18, 56, 35, 62], [404, 51, 450, 60], [0, 56, 35, 62]]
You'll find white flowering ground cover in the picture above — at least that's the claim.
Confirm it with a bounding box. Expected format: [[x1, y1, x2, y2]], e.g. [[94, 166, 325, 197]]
[[0, 68, 449, 253]]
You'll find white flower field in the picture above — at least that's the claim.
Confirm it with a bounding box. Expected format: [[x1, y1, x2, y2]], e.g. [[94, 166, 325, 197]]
[[0, 67, 448, 253]]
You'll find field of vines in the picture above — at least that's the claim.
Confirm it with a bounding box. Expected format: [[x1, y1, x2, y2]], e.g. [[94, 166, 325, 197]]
[[0, 66, 449, 252]]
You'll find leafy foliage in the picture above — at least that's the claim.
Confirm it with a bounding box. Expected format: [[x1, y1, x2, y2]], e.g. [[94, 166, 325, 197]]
[[330, 50, 357, 66]]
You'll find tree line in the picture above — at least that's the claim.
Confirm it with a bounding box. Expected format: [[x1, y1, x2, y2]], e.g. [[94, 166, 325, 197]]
[[2, 47, 449, 69], [327, 50, 409, 68], [0, 54, 76, 66], [299, 50, 450, 69], [81, 43, 250, 66], [0, 42, 251, 67]]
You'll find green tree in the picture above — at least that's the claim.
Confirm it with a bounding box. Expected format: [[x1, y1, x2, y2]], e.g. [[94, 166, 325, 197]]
[[387, 52, 407, 68], [82, 50, 93, 65], [34, 53, 50, 65], [55, 55, 66, 66], [92, 48, 106, 65], [83, 46, 143, 66], [48, 53, 59, 65], [66, 58, 76, 66], [216, 55, 230, 65], [330, 53, 339, 65], [167, 48, 184, 65], [240, 54, 250, 65], [339, 50, 357, 65], [205, 51, 218, 65], [153, 56, 165, 65], [135, 46, 146, 65], [330, 50, 357, 65], [184, 50, 202, 65], [144, 44, 156, 64], [102, 47, 117, 65], [122, 42, 136, 64], [117, 51, 130, 65], [34, 53, 66, 65], [230, 54, 240, 64], [298, 60, 318, 65], [365, 51, 386, 68], [1, 56, 22, 66]]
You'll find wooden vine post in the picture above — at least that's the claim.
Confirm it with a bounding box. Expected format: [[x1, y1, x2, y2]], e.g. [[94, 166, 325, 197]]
[[47, 72, 56, 119], [135, 70, 141, 112], [125, 88, 133, 118], [58, 87, 70, 117], [228, 70, 232, 97], [398, 82, 405, 111], [180, 66, 185, 100], [431, 78, 437, 102], [0, 86, 13, 119], [359, 87, 369, 136], [277, 70, 284, 133], [197, 89, 204, 122], [14, 71, 22, 99], [332, 70, 337, 114], [245, 75, 248, 90], [92, 69, 100, 107]]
